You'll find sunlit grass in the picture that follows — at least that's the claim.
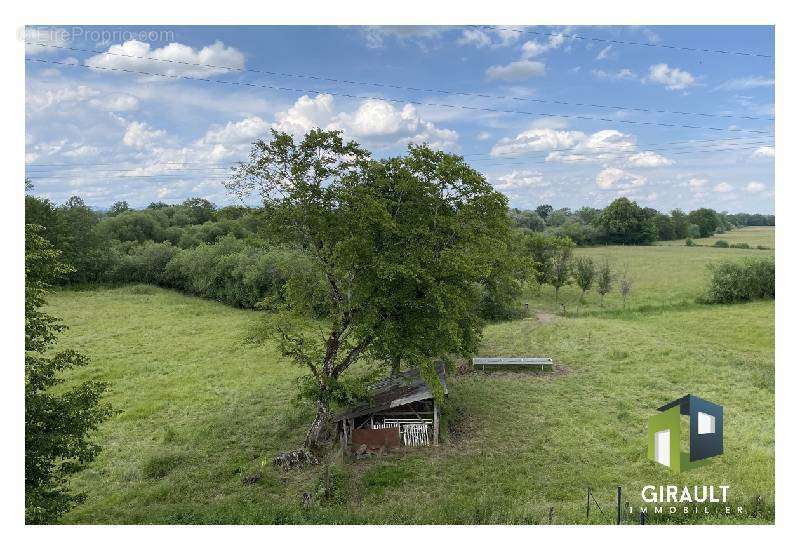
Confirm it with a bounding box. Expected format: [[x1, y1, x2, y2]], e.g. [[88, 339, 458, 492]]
[[48, 241, 774, 524]]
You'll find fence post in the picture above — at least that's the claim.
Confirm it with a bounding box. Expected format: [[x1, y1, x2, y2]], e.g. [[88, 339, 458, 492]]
[[639, 511, 646, 525], [548, 506, 554, 524], [617, 486, 622, 525], [586, 487, 591, 521]]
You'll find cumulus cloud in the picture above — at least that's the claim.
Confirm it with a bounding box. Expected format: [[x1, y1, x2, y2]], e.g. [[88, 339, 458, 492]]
[[592, 68, 637, 81], [362, 27, 444, 50], [272, 93, 458, 150], [199, 116, 272, 146], [457, 27, 523, 49], [746, 181, 766, 193], [686, 177, 708, 190], [752, 146, 775, 158], [647, 63, 696, 90], [485, 60, 546, 81], [626, 151, 673, 167], [490, 128, 652, 166], [715, 76, 774, 91], [520, 34, 565, 58], [26, 85, 99, 111], [713, 182, 733, 193], [596, 167, 646, 190], [86, 40, 245, 79], [123, 121, 166, 149], [493, 170, 547, 191]]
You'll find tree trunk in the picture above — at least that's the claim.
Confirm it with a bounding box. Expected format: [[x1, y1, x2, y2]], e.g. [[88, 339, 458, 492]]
[[390, 356, 401, 376], [305, 400, 335, 452]]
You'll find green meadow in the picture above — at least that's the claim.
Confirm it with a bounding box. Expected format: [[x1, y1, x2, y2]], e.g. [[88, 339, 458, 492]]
[[49, 235, 775, 524], [656, 226, 775, 248]]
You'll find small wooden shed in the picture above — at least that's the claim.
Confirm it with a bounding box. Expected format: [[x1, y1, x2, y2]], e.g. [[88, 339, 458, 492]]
[[335, 363, 448, 449]]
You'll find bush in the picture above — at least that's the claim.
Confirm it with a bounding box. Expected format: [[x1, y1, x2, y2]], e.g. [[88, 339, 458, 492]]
[[706, 258, 775, 303], [713, 240, 729, 248], [108, 241, 178, 285], [685, 238, 695, 246], [731, 242, 751, 249]]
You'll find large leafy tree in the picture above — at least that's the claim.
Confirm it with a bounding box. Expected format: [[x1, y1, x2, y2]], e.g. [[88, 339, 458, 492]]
[[596, 197, 658, 244], [688, 207, 720, 238], [228, 129, 513, 451], [25, 225, 112, 524]]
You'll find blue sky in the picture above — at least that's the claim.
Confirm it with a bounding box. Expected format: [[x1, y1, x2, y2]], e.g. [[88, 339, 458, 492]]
[[24, 25, 775, 213]]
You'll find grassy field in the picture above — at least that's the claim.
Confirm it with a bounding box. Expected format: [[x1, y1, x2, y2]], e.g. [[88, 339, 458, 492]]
[[522, 243, 774, 315], [48, 244, 775, 525], [656, 226, 774, 248]]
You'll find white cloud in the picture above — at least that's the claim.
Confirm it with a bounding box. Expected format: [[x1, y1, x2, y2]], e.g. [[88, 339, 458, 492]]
[[752, 146, 775, 158], [520, 34, 565, 58], [362, 27, 444, 50], [88, 93, 140, 112], [272, 94, 458, 150], [626, 151, 673, 168], [122, 121, 166, 149], [491, 128, 638, 163], [457, 27, 523, 49], [716, 76, 774, 91], [86, 40, 245, 79], [713, 182, 733, 193], [26, 85, 99, 111], [595, 45, 613, 60], [476, 131, 491, 141], [493, 170, 548, 191], [647, 63, 696, 90], [485, 60, 546, 81], [746, 181, 766, 193], [24, 27, 70, 54], [687, 177, 708, 190], [201, 116, 271, 146], [592, 68, 637, 81], [596, 167, 646, 190], [457, 29, 492, 48], [63, 145, 100, 158]]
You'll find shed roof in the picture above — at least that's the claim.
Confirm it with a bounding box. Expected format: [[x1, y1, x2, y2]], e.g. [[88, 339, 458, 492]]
[[334, 363, 448, 421]]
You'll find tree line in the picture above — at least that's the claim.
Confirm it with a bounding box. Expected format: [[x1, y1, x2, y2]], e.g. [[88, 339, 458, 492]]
[[511, 198, 774, 246]]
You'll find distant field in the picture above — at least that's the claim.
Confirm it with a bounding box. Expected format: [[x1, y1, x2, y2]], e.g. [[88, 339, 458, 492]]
[[48, 243, 775, 524], [657, 226, 774, 248], [521, 243, 774, 315]]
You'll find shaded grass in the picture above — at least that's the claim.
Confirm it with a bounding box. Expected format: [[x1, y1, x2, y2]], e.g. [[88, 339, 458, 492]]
[[48, 281, 774, 524]]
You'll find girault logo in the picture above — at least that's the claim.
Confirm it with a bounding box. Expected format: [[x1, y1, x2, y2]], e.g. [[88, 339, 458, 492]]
[[647, 395, 723, 473]]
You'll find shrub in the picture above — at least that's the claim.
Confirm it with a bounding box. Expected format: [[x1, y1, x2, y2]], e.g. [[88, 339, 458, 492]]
[[108, 241, 178, 285], [706, 258, 775, 303], [685, 238, 695, 246], [756, 245, 771, 250], [713, 240, 729, 248], [731, 242, 751, 249]]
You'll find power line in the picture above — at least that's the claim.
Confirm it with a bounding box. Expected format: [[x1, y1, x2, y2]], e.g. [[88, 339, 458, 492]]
[[473, 25, 774, 59], [25, 41, 774, 122], [25, 142, 773, 180], [25, 57, 773, 136], [24, 134, 773, 171]]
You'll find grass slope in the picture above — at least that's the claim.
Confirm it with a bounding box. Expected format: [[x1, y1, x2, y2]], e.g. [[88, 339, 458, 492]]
[[49, 247, 774, 524]]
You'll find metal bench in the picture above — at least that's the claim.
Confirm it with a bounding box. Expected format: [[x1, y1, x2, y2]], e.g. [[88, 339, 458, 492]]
[[472, 357, 554, 371]]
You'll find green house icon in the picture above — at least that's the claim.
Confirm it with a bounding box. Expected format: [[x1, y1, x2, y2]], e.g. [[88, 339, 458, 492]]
[[647, 395, 723, 473]]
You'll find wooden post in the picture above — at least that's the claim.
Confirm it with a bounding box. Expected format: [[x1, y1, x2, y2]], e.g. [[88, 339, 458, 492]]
[[432, 403, 440, 446], [616, 486, 622, 525]]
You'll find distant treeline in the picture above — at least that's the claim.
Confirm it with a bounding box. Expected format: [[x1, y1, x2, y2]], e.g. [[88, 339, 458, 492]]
[[24, 189, 774, 315], [510, 199, 774, 246]]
